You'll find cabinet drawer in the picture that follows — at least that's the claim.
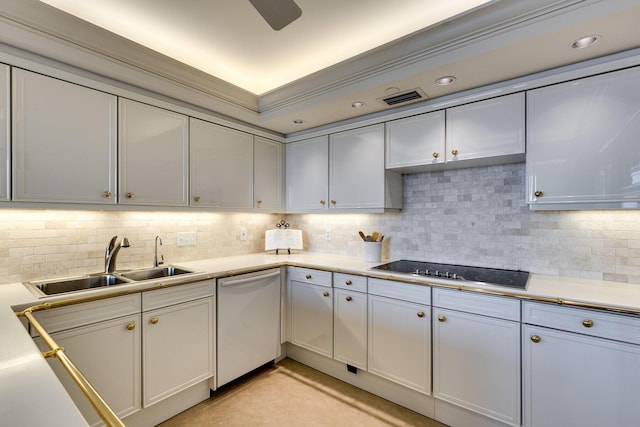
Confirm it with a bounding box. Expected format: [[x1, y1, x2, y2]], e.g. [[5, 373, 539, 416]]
[[523, 301, 640, 345], [368, 278, 431, 304], [31, 294, 141, 336], [433, 288, 520, 321], [333, 273, 366, 292], [288, 267, 332, 288], [142, 279, 214, 311]]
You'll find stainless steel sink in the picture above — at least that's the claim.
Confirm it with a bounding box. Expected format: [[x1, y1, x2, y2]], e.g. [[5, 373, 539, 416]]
[[118, 266, 194, 281], [31, 274, 131, 296]]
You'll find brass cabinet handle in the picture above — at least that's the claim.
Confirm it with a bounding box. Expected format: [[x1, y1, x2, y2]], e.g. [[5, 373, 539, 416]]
[[103, 191, 112, 198], [438, 315, 446, 322], [432, 152, 439, 159], [582, 319, 594, 328], [534, 190, 543, 197], [126, 192, 134, 199], [193, 196, 201, 203], [531, 335, 541, 343], [150, 317, 158, 325], [305, 274, 312, 279], [417, 311, 425, 318], [126, 323, 135, 331], [320, 200, 326, 205], [451, 149, 459, 156], [346, 296, 352, 302], [256, 199, 262, 206], [323, 291, 330, 297], [345, 280, 352, 285], [330, 200, 336, 205]]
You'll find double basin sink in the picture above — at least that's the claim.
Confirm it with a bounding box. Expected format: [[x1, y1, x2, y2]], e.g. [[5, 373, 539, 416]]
[[26, 266, 196, 297]]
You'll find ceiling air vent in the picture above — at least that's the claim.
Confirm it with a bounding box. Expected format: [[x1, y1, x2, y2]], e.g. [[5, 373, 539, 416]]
[[380, 88, 426, 106]]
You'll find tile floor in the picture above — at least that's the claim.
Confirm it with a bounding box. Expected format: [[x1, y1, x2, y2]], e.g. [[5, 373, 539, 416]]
[[158, 358, 446, 426]]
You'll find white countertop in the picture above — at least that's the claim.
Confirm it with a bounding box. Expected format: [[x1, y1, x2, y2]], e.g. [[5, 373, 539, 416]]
[[3, 252, 640, 425]]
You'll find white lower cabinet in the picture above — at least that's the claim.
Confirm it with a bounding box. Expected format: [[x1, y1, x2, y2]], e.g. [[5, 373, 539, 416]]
[[367, 279, 431, 394], [142, 281, 214, 407], [32, 295, 142, 427], [432, 289, 521, 426], [333, 273, 367, 369], [288, 267, 333, 357], [523, 301, 640, 427]]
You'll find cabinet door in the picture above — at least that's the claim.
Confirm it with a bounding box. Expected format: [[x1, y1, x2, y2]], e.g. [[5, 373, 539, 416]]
[[0, 64, 9, 201], [119, 99, 189, 206], [527, 66, 640, 207], [143, 297, 214, 407], [368, 294, 431, 394], [254, 136, 284, 211], [333, 288, 367, 369], [385, 111, 445, 169], [446, 93, 525, 162], [190, 118, 253, 209], [286, 136, 329, 211], [12, 69, 117, 204], [523, 325, 640, 427], [36, 315, 141, 427], [433, 308, 521, 426], [329, 124, 385, 209], [289, 280, 333, 357]]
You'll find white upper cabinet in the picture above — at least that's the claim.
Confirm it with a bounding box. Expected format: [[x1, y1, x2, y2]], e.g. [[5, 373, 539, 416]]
[[0, 64, 8, 201], [190, 118, 253, 209], [253, 136, 283, 211], [287, 125, 402, 212], [330, 123, 401, 210], [119, 99, 189, 206], [286, 136, 329, 212], [446, 92, 525, 163], [386, 111, 445, 170], [12, 68, 117, 204], [527, 66, 640, 209]]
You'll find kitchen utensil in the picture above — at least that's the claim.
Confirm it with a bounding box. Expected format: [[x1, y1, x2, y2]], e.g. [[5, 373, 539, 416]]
[[372, 231, 380, 242], [365, 235, 373, 242], [358, 231, 366, 241]]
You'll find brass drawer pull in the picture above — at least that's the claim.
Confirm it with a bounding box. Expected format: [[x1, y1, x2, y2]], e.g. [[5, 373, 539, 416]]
[[531, 335, 541, 343], [345, 280, 352, 285], [451, 149, 458, 156], [346, 296, 352, 302], [150, 317, 158, 325], [417, 311, 425, 318], [432, 152, 439, 159], [534, 190, 543, 197], [103, 191, 112, 198], [126, 192, 134, 199], [437, 315, 446, 322], [126, 323, 135, 331], [305, 274, 312, 279], [323, 291, 330, 297], [330, 200, 336, 205], [320, 200, 326, 205], [193, 196, 201, 203], [582, 319, 594, 328]]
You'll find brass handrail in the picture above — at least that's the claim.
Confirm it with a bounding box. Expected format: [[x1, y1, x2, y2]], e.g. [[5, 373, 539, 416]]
[[16, 306, 125, 427]]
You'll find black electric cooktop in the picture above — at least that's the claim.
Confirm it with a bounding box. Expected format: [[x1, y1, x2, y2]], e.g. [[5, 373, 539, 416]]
[[371, 260, 529, 290]]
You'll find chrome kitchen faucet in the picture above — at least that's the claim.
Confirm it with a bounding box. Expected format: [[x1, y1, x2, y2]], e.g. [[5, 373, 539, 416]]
[[104, 235, 130, 273], [154, 235, 165, 268]]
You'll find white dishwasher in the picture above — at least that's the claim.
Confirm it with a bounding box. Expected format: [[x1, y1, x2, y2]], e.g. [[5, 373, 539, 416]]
[[216, 268, 281, 387]]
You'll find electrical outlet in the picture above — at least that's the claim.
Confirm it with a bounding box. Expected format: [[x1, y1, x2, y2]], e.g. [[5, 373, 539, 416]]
[[325, 228, 331, 240], [240, 229, 247, 241], [177, 231, 196, 246]]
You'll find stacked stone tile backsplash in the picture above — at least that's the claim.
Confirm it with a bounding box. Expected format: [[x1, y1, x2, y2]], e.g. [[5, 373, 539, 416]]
[[2, 162, 640, 285], [0, 210, 281, 285], [288, 163, 640, 284]]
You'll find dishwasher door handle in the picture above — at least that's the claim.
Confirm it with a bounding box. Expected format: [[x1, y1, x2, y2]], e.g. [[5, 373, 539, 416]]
[[219, 270, 280, 287]]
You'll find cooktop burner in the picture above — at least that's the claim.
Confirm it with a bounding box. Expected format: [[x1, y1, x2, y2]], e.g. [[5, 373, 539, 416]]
[[371, 260, 529, 289]]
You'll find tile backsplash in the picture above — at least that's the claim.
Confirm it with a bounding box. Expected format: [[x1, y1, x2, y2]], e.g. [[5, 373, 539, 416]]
[[289, 163, 640, 284], [2, 162, 640, 285]]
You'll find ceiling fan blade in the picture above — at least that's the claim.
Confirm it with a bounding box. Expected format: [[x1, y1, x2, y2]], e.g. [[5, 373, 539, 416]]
[[249, 0, 302, 31]]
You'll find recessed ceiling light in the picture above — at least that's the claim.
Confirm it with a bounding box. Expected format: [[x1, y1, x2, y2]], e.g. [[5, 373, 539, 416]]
[[435, 76, 456, 86], [352, 102, 366, 108], [571, 35, 600, 49], [293, 119, 304, 124]]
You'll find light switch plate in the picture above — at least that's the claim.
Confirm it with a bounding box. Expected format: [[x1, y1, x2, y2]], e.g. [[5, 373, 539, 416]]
[[177, 231, 196, 246]]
